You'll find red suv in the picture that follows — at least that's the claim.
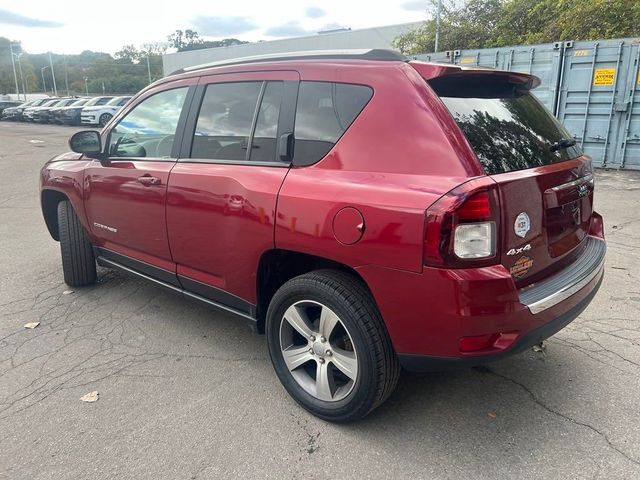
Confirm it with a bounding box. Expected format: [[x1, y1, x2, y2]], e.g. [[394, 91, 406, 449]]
[[40, 50, 605, 422]]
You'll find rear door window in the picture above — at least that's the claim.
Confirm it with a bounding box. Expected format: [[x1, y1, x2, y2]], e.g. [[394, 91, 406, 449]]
[[191, 81, 285, 163], [434, 82, 583, 175], [250, 82, 283, 162], [293, 82, 373, 165], [192, 82, 262, 161]]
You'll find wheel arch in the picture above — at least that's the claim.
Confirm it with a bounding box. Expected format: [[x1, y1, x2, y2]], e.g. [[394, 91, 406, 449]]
[[255, 249, 375, 334], [41, 189, 70, 241]]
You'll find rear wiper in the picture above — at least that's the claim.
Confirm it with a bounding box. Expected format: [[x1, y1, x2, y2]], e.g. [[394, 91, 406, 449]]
[[550, 138, 577, 152]]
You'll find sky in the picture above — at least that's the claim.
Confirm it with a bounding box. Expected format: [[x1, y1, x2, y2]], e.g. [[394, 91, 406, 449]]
[[0, 0, 429, 55]]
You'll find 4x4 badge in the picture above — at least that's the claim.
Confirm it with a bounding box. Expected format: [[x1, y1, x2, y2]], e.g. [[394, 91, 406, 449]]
[[514, 212, 530, 238]]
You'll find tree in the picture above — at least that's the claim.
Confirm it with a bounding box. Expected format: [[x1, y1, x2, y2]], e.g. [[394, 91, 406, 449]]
[[167, 29, 248, 52], [168, 29, 202, 51], [394, 0, 640, 54]]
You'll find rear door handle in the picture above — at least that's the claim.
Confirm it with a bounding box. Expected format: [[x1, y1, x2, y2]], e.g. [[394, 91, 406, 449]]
[[137, 175, 161, 186]]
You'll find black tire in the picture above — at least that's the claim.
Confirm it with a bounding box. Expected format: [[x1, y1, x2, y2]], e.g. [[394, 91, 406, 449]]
[[57, 201, 96, 287], [266, 270, 400, 422], [99, 113, 112, 127]]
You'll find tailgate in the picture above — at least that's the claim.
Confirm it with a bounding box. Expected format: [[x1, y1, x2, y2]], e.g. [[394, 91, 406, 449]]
[[419, 63, 596, 285], [491, 159, 594, 286]]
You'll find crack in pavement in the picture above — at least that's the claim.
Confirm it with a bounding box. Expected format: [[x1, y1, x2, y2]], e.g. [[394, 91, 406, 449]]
[[487, 368, 640, 468]]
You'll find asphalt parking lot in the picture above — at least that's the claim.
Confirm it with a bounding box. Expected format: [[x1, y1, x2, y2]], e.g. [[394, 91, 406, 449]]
[[1, 122, 639, 480]]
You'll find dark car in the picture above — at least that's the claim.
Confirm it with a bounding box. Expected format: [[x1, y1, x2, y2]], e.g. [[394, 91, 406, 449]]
[[0, 100, 22, 117], [1, 98, 50, 121], [23, 98, 63, 122], [33, 98, 80, 124], [53, 98, 89, 124], [40, 50, 605, 422]]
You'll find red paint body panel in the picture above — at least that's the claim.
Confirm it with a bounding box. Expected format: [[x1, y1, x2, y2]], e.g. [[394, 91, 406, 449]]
[[84, 160, 176, 263], [490, 157, 594, 287], [166, 163, 289, 303], [357, 231, 605, 357]]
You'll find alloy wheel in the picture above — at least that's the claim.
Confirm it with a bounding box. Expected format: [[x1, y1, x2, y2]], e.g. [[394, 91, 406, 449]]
[[279, 300, 358, 402]]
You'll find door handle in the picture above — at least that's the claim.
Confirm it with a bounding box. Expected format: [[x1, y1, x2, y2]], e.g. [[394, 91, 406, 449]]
[[137, 175, 161, 186]]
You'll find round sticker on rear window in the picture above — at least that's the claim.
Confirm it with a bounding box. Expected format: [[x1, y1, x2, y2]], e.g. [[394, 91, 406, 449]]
[[514, 212, 531, 238]]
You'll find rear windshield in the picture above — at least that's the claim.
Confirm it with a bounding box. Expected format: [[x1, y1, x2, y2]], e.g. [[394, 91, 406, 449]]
[[437, 87, 582, 175]]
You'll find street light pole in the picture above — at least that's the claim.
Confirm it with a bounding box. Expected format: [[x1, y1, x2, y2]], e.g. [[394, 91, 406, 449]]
[[434, 0, 442, 53], [49, 52, 58, 96], [9, 43, 20, 99], [146, 55, 152, 84], [84, 77, 89, 96]]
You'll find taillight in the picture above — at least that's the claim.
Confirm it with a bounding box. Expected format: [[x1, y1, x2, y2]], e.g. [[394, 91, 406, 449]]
[[423, 178, 500, 268]]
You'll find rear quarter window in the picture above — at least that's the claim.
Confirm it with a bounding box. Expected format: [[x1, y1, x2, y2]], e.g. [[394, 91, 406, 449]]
[[294, 82, 373, 165]]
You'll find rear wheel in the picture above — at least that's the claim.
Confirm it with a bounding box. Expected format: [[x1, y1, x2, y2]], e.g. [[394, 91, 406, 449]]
[[98, 113, 112, 127], [57, 201, 96, 287], [266, 270, 399, 422]]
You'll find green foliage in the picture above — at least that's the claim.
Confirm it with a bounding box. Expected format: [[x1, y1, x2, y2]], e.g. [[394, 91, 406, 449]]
[[167, 29, 248, 52], [0, 40, 166, 96], [394, 0, 640, 54], [1, 28, 250, 96]]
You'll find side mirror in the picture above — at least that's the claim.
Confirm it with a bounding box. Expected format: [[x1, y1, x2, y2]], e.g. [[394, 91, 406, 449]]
[[69, 130, 103, 159]]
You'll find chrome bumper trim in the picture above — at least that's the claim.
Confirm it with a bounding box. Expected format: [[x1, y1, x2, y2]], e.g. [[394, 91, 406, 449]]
[[518, 237, 606, 314]]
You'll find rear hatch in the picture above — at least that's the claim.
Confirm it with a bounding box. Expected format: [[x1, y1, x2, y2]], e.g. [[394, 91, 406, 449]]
[[416, 64, 594, 286]]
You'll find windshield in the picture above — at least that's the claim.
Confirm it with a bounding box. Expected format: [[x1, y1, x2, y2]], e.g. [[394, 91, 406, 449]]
[[42, 99, 60, 107], [106, 97, 127, 106], [85, 97, 109, 106], [439, 93, 583, 175], [70, 99, 88, 106]]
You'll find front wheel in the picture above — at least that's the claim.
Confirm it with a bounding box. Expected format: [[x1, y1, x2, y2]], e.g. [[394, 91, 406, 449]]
[[57, 201, 96, 287], [98, 113, 112, 127], [266, 270, 399, 422]]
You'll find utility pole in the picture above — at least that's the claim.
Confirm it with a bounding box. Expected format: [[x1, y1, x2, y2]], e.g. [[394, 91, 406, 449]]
[[63, 55, 70, 96], [9, 43, 20, 99], [146, 55, 152, 83], [41, 67, 48, 94], [49, 52, 58, 96], [84, 77, 89, 96], [16, 55, 27, 100], [434, 0, 442, 53]]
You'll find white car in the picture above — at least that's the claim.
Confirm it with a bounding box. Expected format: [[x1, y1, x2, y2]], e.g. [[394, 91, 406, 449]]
[[81, 96, 131, 127]]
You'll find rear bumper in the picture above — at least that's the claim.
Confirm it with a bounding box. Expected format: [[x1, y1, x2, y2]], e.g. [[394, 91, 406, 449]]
[[356, 233, 605, 370], [398, 271, 603, 371]]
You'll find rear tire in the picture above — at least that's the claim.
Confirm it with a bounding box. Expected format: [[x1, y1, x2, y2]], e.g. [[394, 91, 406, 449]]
[[266, 270, 399, 422], [57, 201, 96, 287]]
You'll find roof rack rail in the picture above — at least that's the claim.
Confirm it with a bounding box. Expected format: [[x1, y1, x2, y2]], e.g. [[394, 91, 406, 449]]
[[169, 49, 407, 76]]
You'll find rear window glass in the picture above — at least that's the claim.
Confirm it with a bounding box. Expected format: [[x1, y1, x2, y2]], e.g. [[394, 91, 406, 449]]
[[294, 82, 373, 165], [437, 88, 582, 175]]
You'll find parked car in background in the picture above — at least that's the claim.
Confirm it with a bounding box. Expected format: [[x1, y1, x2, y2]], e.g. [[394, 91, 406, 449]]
[[81, 96, 131, 127], [50, 98, 88, 124], [33, 98, 79, 124], [0, 100, 21, 117], [23, 98, 67, 122], [41, 50, 605, 422], [56, 98, 91, 125], [60, 96, 113, 126], [1, 98, 51, 121]]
